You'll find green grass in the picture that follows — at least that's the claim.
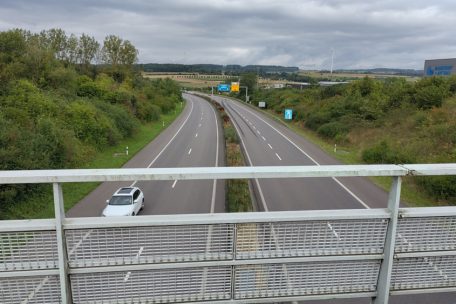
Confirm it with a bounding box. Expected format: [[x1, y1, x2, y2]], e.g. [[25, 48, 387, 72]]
[[228, 96, 439, 207], [3, 105, 184, 220]]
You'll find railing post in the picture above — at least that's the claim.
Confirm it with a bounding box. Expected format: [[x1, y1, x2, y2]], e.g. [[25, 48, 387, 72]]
[[373, 176, 402, 304], [53, 183, 72, 304]]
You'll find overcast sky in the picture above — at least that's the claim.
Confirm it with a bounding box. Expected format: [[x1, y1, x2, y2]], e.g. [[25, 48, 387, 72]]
[[1, 0, 455, 69]]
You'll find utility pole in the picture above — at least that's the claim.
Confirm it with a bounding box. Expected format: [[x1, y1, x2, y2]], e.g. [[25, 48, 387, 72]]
[[330, 48, 335, 78]]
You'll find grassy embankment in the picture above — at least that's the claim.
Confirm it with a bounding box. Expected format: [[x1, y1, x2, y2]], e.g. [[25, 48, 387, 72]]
[[4, 107, 183, 219], [197, 95, 252, 212]]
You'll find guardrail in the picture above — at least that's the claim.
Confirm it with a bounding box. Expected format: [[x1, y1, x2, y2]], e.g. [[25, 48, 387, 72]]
[[0, 164, 455, 304]]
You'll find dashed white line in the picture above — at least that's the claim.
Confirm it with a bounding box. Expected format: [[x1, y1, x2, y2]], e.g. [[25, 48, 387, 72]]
[[171, 180, 177, 188], [229, 101, 370, 209], [124, 246, 144, 282], [188, 148, 192, 155], [262, 136, 266, 141], [268, 144, 273, 150], [198, 123, 202, 127], [195, 133, 198, 138], [275, 153, 282, 161], [256, 130, 261, 134], [252, 125, 256, 129]]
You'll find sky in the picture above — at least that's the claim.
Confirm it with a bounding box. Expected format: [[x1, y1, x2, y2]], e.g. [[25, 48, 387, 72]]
[[1, 0, 455, 70]]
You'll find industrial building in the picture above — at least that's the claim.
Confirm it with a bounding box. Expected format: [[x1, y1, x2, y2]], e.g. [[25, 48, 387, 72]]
[[424, 58, 456, 76]]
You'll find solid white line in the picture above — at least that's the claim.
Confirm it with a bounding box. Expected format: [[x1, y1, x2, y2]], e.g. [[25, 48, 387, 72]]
[[275, 153, 282, 161], [195, 133, 198, 138], [131, 100, 195, 187], [262, 136, 266, 141], [268, 144, 273, 150], [171, 180, 177, 188], [230, 101, 370, 209], [209, 103, 220, 213], [188, 148, 192, 155]]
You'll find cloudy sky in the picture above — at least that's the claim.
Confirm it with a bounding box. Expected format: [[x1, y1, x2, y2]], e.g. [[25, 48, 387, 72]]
[[1, 0, 455, 69]]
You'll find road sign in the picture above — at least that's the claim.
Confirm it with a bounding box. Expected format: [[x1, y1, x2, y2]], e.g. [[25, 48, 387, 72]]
[[284, 109, 293, 120], [231, 82, 240, 92], [258, 101, 266, 108], [217, 84, 230, 92]]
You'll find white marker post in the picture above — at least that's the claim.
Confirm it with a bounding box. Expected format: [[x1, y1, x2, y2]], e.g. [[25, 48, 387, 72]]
[[126, 146, 129, 156]]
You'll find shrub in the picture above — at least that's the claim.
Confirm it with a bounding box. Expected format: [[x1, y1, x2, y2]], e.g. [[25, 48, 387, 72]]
[[317, 121, 348, 139], [362, 140, 413, 164], [416, 176, 456, 202], [414, 85, 445, 109]]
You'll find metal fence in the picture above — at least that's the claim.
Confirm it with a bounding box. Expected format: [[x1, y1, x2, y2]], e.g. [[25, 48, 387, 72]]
[[0, 164, 455, 304]]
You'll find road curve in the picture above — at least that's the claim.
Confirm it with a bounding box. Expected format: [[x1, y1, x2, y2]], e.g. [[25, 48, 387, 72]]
[[67, 93, 225, 217]]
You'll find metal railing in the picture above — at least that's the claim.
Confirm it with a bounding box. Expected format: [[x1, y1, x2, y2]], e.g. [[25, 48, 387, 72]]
[[0, 164, 455, 304]]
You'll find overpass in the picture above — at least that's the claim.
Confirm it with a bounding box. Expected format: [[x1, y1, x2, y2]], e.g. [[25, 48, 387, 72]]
[[1, 164, 455, 304]]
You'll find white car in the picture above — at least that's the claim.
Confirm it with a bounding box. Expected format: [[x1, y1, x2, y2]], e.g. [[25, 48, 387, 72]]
[[102, 187, 144, 217]]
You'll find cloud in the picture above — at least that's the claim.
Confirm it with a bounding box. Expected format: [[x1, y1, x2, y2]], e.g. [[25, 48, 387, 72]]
[[0, 0, 455, 69]]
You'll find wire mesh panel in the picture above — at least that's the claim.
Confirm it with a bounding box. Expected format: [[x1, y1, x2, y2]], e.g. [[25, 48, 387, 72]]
[[234, 260, 380, 299], [235, 219, 388, 259], [71, 266, 232, 303], [391, 256, 456, 290], [396, 216, 456, 252], [66, 224, 234, 267], [0, 275, 61, 304], [0, 231, 58, 271]]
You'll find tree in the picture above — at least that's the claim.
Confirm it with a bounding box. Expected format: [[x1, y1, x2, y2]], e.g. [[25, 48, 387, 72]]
[[240, 72, 257, 97], [101, 35, 138, 66], [77, 34, 100, 66]]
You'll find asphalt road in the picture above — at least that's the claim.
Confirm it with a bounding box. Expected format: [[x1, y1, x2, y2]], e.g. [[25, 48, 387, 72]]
[[210, 94, 455, 304], [67, 93, 225, 217]]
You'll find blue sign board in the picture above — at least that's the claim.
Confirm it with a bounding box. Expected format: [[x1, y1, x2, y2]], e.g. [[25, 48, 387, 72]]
[[217, 84, 231, 92], [284, 109, 293, 120], [426, 65, 453, 76]]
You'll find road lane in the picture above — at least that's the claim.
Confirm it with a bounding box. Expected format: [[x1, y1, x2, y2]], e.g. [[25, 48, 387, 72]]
[[67, 93, 224, 217], [215, 95, 386, 211]]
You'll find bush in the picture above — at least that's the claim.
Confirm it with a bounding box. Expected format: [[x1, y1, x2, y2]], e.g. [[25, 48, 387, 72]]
[[416, 176, 456, 202], [362, 140, 413, 164], [317, 121, 348, 139], [136, 100, 161, 122], [414, 85, 445, 109]]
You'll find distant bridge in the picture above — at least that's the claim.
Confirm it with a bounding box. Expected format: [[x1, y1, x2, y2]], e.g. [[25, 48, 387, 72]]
[[1, 164, 455, 304]]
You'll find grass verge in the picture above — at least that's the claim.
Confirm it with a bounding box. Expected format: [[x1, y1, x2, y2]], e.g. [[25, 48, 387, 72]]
[[3, 105, 184, 219]]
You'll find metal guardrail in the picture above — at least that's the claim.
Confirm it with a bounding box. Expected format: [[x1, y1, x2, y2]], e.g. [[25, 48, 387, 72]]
[[0, 164, 455, 304]]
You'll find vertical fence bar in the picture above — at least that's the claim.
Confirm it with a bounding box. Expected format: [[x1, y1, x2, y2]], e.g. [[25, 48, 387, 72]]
[[53, 182, 72, 304], [373, 176, 402, 304]]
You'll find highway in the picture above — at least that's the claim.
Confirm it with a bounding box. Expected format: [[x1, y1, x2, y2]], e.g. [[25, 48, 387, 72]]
[[67, 93, 225, 217], [210, 94, 455, 304]]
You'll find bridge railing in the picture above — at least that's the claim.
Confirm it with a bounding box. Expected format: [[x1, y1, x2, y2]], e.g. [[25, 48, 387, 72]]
[[0, 164, 455, 304]]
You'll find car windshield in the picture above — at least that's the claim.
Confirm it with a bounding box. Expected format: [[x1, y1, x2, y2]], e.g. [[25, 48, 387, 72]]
[[108, 196, 132, 205]]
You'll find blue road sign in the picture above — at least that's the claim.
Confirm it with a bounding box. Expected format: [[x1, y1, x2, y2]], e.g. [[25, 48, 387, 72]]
[[217, 84, 231, 92], [284, 109, 293, 120]]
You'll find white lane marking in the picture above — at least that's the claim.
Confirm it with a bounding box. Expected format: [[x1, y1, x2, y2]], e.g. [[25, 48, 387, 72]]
[[262, 136, 266, 141], [172, 180, 177, 188], [229, 101, 370, 209], [198, 123, 202, 127], [195, 133, 198, 138], [201, 117, 203, 121], [209, 103, 220, 214], [327, 222, 342, 241], [124, 246, 144, 282], [131, 99, 195, 187], [275, 153, 282, 161], [249, 122, 252, 126], [256, 130, 260, 134], [188, 148, 192, 155], [252, 125, 256, 129], [268, 144, 273, 150]]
